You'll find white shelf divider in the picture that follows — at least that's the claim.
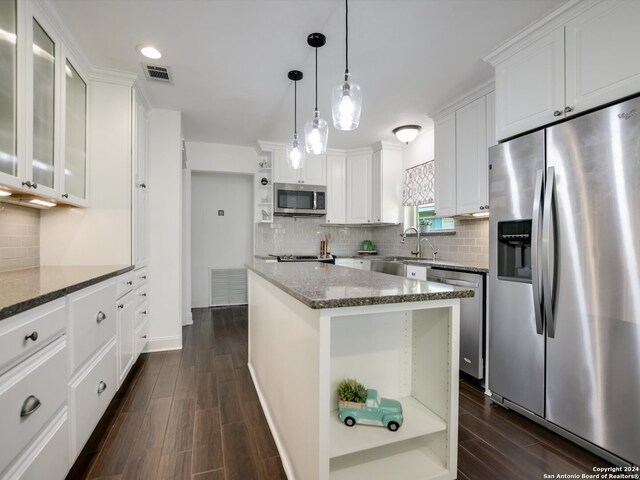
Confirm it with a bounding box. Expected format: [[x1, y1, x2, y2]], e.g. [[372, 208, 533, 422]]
[[329, 396, 447, 459]]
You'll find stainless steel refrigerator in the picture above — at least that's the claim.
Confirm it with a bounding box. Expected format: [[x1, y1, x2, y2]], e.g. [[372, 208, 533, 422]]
[[488, 96, 640, 466]]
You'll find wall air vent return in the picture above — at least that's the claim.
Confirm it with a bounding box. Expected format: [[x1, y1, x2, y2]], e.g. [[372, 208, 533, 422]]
[[142, 63, 173, 84], [209, 268, 247, 306]]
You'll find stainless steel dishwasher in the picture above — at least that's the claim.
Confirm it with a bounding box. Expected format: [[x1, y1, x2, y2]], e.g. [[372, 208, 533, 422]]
[[429, 268, 485, 379]]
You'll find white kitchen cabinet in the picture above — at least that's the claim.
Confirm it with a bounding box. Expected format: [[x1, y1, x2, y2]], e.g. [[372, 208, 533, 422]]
[[132, 87, 149, 265], [0, 0, 18, 189], [116, 290, 135, 387], [433, 112, 457, 217], [433, 90, 493, 216], [489, 1, 640, 141], [371, 144, 403, 224], [456, 96, 488, 215], [346, 153, 372, 224], [273, 149, 326, 185], [325, 153, 346, 224]]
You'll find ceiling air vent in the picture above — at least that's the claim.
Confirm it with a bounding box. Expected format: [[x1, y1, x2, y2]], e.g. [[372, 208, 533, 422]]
[[142, 63, 173, 84]]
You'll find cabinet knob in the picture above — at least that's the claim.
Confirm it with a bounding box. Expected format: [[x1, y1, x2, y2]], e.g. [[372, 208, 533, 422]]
[[564, 106, 573, 113], [139, 183, 147, 189], [553, 110, 562, 117], [411, 272, 416, 276], [141, 275, 147, 279], [21, 181, 32, 188], [126, 281, 133, 285], [142, 310, 147, 315], [20, 395, 41, 418], [480, 206, 485, 210], [141, 293, 147, 297], [97, 381, 107, 394], [485, 204, 490, 209], [96, 311, 106, 323], [142, 335, 147, 339], [62, 193, 69, 198], [24, 331, 38, 342], [32, 182, 38, 189], [118, 304, 124, 310]]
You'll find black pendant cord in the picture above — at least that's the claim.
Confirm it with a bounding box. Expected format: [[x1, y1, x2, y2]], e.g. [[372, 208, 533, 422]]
[[345, 0, 349, 76], [294, 80, 298, 135], [314, 47, 318, 112]]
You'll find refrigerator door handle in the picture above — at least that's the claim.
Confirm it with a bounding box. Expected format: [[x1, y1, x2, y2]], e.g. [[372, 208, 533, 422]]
[[542, 166, 557, 338], [531, 169, 544, 335]]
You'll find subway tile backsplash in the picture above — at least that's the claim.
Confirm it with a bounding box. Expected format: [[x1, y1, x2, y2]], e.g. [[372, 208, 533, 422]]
[[254, 216, 489, 266], [0, 203, 40, 272]]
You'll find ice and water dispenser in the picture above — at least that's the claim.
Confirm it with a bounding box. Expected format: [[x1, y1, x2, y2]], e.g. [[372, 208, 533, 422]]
[[497, 220, 532, 282]]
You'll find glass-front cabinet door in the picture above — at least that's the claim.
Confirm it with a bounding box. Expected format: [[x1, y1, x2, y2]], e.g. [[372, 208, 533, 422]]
[[62, 59, 87, 204], [30, 17, 57, 196], [0, 0, 18, 186]]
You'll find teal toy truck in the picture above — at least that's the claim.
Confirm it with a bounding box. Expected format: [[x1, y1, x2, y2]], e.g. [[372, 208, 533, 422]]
[[338, 389, 404, 431]]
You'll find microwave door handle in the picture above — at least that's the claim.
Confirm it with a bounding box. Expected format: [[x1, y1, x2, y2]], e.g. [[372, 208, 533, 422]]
[[531, 169, 544, 335], [542, 166, 557, 338]]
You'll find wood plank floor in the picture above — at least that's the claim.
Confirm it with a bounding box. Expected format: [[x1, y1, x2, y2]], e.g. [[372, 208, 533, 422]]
[[67, 306, 611, 480]]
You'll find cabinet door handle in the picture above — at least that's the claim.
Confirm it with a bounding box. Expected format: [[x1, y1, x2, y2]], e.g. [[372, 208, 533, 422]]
[[139, 183, 147, 189], [118, 304, 124, 310], [564, 106, 573, 113], [20, 395, 41, 417], [24, 331, 38, 342], [141, 275, 147, 279], [62, 193, 69, 198], [126, 281, 133, 285], [142, 310, 147, 315], [553, 110, 562, 117], [142, 335, 147, 339], [21, 181, 32, 188], [96, 311, 106, 323], [97, 381, 107, 394], [141, 293, 147, 297]]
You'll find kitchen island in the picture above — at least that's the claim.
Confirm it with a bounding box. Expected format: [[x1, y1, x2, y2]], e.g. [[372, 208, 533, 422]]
[[247, 261, 474, 480]]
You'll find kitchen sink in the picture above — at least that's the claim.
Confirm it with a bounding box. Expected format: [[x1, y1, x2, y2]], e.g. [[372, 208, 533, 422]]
[[370, 259, 406, 277]]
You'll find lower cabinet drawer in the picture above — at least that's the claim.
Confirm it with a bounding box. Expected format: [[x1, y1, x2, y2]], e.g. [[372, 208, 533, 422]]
[[406, 265, 428, 281], [134, 317, 149, 358], [2, 409, 69, 480], [68, 339, 117, 461], [0, 337, 67, 472], [67, 279, 117, 374]]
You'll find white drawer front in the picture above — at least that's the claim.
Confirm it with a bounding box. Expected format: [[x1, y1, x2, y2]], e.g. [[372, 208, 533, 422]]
[[134, 317, 149, 358], [135, 286, 148, 308], [0, 337, 66, 471], [0, 299, 65, 375], [67, 280, 117, 373], [69, 340, 117, 460], [406, 265, 428, 281], [3, 409, 69, 480], [133, 267, 148, 289], [116, 272, 134, 299]]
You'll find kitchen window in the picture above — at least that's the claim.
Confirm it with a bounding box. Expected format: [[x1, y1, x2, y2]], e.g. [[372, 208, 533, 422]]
[[417, 204, 454, 232]]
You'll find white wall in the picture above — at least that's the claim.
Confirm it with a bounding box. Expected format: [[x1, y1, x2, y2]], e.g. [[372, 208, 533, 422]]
[[40, 80, 132, 265], [402, 124, 435, 170], [186, 141, 259, 174], [148, 109, 183, 351], [191, 172, 253, 307]]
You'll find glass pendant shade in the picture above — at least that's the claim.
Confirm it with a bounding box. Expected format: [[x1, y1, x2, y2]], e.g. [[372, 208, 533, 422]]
[[286, 133, 305, 170], [332, 74, 362, 131], [304, 111, 328, 154]]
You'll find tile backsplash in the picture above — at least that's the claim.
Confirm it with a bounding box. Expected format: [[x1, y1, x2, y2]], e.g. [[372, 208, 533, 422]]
[[254, 216, 489, 266], [0, 203, 40, 272]]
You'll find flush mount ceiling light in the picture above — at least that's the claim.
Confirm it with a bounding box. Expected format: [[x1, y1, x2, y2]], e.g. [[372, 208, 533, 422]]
[[332, 0, 362, 131], [137, 45, 162, 59], [304, 33, 328, 155], [286, 70, 305, 170], [393, 125, 422, 144]]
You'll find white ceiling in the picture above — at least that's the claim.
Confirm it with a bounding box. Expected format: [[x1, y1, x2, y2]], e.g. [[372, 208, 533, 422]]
[[51, 0, 563, 150]]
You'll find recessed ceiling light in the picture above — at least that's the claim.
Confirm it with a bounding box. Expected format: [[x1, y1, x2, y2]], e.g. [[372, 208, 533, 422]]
[[138, 45, 162, 59], [30, 199, 56, 208]]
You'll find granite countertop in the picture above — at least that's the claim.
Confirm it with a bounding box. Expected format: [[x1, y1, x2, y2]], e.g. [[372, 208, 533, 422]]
[[247, 261, 474, 309], [0, 265, 134, 320], [337, 255, 489, 274]]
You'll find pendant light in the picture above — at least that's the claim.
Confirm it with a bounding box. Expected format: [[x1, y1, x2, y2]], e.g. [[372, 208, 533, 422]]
[[332, 0, 362, 131], [286, 70, 305, 169], [304, 33, 328, 154]]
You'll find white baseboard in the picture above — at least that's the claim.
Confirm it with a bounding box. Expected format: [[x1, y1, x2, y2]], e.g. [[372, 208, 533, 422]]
[[247, 362, 295, 480], [146, 335, 182, 352]]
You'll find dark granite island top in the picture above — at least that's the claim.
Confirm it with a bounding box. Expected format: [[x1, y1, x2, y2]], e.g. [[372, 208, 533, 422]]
[[246, 261, 474, 309], [0, 265, 133, 320]]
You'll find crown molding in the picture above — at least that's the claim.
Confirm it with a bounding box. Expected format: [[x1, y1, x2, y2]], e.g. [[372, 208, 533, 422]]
[[90, 68, 138, 87], [430, 79, 495, 119]]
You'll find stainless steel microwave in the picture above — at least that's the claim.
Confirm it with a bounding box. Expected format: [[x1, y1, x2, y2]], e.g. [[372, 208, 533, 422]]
[[273, 183, 327, 216]]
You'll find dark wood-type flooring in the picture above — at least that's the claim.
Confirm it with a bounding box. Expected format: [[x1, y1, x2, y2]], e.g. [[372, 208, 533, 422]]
[[67, 306, 611, 480]]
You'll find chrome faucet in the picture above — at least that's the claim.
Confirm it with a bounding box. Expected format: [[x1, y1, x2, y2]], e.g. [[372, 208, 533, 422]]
[[420, 236, 438, 261], [401, 227, 421, 257]]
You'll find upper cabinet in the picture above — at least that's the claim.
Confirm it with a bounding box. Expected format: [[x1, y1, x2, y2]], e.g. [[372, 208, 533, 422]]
[[325, 153, 346, 224], [487, 0, 640, 141], [273, 151, 326, 186], [371, 144, 402, 224], [132, 87, 149, 266], [433, 86, 495, 217], [0, 0, 89, 205], [345, 152, 371, 224]]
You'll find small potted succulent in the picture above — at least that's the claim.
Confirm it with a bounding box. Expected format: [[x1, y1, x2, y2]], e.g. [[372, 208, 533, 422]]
[[337, 379, 404, 431]]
